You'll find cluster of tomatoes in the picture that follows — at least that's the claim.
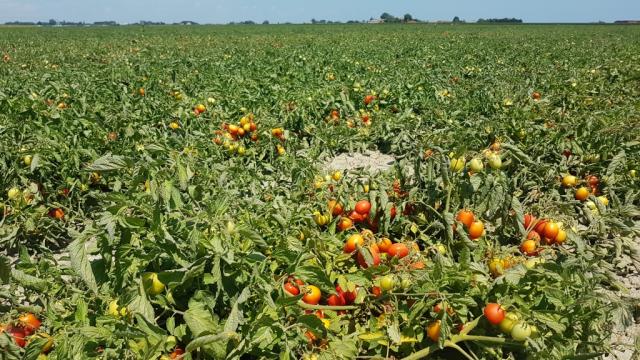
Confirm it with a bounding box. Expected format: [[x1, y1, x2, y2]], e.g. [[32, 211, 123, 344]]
[[0, 313, 51, 351], [271, 128, 286, 156], [3, 186, 65, 221], [483, 303, 536, 342], [564, 174, 609, 211], [449, 143, 503, 174], [212, 113, 259, 156]]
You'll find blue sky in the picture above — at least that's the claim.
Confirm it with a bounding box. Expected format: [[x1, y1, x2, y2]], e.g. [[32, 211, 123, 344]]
[[1, 0, 638, 23]]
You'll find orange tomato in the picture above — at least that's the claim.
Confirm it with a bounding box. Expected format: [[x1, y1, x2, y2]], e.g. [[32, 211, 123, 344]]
[[302, 285, 322, 305], [468, 221, 484, 240], [328, 200, 344, 216], [387, 243, 409, 259], [520, 239, 537, 256], [427, 320, 441, 342], [456, 209, 475, 228], [377, 238, 393, 253], [575, 187, 590, 201], [354, 200, 371, 216], [344, 234, 364, 253], [543, 222, 559, 241], [337, 217, 353, 231], [526, 230, 541, 242]]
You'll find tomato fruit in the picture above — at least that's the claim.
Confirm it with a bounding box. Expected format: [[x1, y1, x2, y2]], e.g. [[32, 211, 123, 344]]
[[543, 222, 559, 241], [523, 214, 536, 230], [344, 233, 364, 253], [484, 303, 506, 325], [487, 154, 502, 169], [511, 322, 532, 341], [302, 285, 322, 305], [575, 187, 590, 201], [328, 200, 343, 216], [561, 175, 578, 188], [357, 245, 381, 268], [499, 312, 519, 334], [379, 275, 395, 292], [337, 217, 353, 231], [387, 243, 409, 258], [7, 326, 26, 347], [468, 221, 484, 240], [426, 320, 441, 342], [555, 229, 567, 244], [468, 158, 484, 172], [326, 294, 346, 306], [143, 272, 165, 295], [450, 157, 465, 172], [348, 210, 366, 223], [456, 209, 475, 228], [520, 239, 537, 256], [18, 312, 41, 334], [377, 238, 392, 253], [526, 230, 541, 242], [534, 219, 548, 234], [170, 347, 185, 359], [284, 282, 300, 296], [354, 200, 371, 216], [336, 285, 357, 304]]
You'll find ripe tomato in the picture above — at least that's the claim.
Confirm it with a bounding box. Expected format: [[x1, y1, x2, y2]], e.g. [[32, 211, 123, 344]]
[[387, 243, 409, 259], [510, 322, 532, 341], [434, 302, 455, 316], [326, 293, 346, 306], [389, 205, 397, 219], [49, 208, 64, 220], [357, 246, 381, 268], [196, 104, 206, 113], [562, 175, 578, 188], [170, 348, 185, 359], [371, 286, 382, 298], [344, 234, 364, 253], [302, 285, 322, 305], [575, 187, 590, 201], [379, 275, 395, 292], [354, 200, 371, 216], [8, 326, 26, 347], [543, 222, 559, 241], [377, 238, 392, 253], [364, 95, 375, 105], [348, 210, 366, 223], [328, 200, 343, 216], [426, 320, 441, 342], [336, 285, 357, 304], [520, 239, 537, 256], [18, 313, 41, 334], [337, 217, 353, 231], [534, 219, 548, 234], [526, 230, 541, 242], [468, 221, 484, 240], [484, 303, 506, 325], [523, 214, 536, 230], [532, 91, 541, 100], [456, 209, 475, 228], [586, 175, 599, 187], [284, 282, 300, 296]]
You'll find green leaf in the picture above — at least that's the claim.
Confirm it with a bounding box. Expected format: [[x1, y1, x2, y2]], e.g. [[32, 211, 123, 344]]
[[68, 234, 99, 294], [224, 287, 250, 333], [295, 264, 333, 292], [186, 332, 239, 353], [86, 153, 129, 171], [11, 269, 47, 292], [184, 301, 219, 337]]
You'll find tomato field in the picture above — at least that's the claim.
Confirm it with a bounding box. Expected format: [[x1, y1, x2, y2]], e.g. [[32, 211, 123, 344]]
[[1, 24, 639, 359]]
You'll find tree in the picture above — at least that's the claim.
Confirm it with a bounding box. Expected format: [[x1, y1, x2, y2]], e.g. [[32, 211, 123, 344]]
[[404, 14, 413, 22], [453, 16, 461, 23], [48, 19, 57, 26], [262, 20, 269, 25]]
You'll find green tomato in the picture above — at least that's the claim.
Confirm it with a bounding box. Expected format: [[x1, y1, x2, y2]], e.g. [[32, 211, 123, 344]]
[[630, 169, 637, 178], [379, 275, 396, 292], [511, 321, 532, 341], [450, 157, 465, 172], [7, 187, 21, 201], [143, 272, 165, 295], [468, 158, 484, 172], [499, 312, 519, 334], [23, 155, 32, 166], [487, 154, 502, 169]]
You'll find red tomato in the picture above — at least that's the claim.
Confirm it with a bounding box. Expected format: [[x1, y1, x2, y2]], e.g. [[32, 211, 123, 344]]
[[526, 230, 541, 242], [18, 313, 41, 334], [8, 326, 26, 347], [389, 205, 397, 219], [468, 221, 484, 240], [387, 243, 409, 259], [354, 200, 371, 216], [371, 286, 382, 298], [357, 246, 381, 268], [484, 303, 506, 325], [336, 285, 357, 304], [326, 294, 346, 306], [348, 210, 366, 223], [170, 348, 185, 359], [534, 219, 548, 235], [523, 214, 536, 230], [284, 282, 300, 296]]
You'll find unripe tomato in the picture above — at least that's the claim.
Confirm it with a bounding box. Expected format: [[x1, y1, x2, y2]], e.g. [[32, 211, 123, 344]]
[[426, 320, 441, 342], [575, 187, 590, 201], [489, 257, 504, 277], [468, 221, 484, 240], [313, 212, 330, 226], [331, 171, 342, 181], [357, 246, 381, 268], [378, 275, 395, 292], [143, 272, 165, 295], [344, 233, 364, 253], [520, 239, 537, 256], [302, 285, 321, 305], [450, 157, 465, 172], [435, 243, 447, 255], [487, 154, 502, 170], [328, 200, 343, 216], [23, 155, 32, 166], [456, 209, 475, 228], [7, 187, 21, 201], [387, 243, 409, 259], [561, 175, 578, 188], [468, 158, 484, 172], [555, 229, 567, 244], [484, 303, 506, 325], [499, 312, 519, 334], [169, 122, 180, 130], [597, 196, 609, 206], [510, 322, 532, 341], [354, 200, 371, 216]]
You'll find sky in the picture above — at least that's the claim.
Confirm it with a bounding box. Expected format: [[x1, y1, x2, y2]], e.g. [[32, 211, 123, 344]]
[[0, 0, 639, 24]]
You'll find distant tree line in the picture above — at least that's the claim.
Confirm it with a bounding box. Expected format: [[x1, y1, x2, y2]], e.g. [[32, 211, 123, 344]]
[[477, 18, 523, 23]]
